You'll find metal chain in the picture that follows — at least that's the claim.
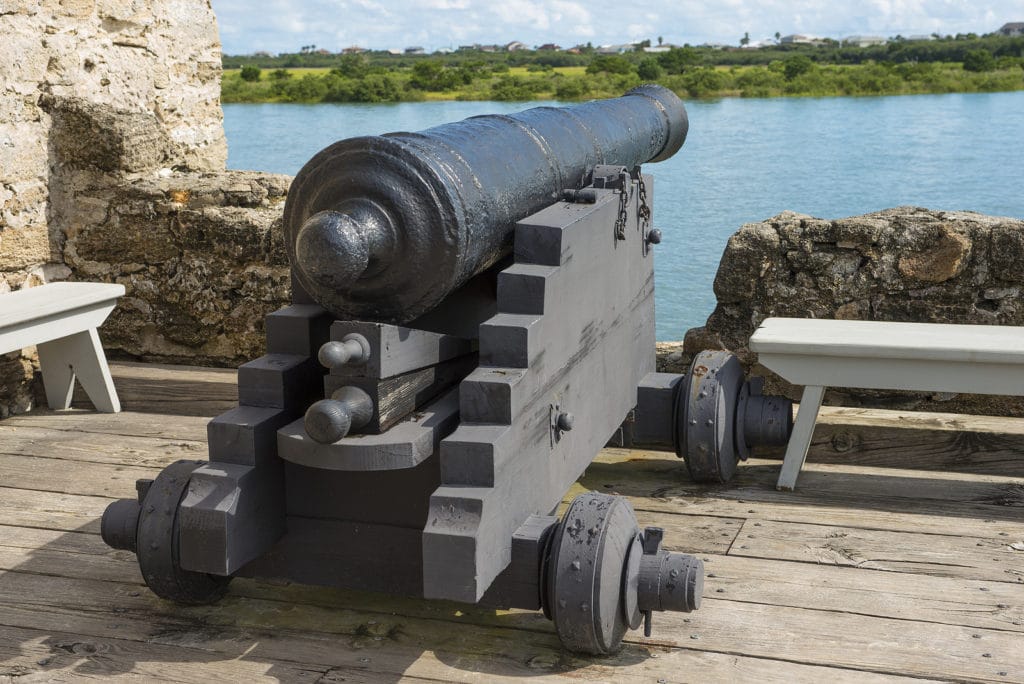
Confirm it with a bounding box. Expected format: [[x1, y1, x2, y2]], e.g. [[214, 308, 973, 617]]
[[614, 170, 630, 240], [636, 172, 651, 231]]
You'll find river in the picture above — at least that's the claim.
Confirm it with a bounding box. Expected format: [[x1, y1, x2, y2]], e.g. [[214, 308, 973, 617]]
[[223, 91, 1024, 340]]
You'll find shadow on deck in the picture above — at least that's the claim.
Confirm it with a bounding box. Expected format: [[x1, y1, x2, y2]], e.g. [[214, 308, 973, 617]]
[[0, 361, 1021, 682]]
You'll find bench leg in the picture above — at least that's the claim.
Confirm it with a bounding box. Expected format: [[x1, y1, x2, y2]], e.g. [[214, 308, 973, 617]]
[[776, 385, 825, 492], [36, 329, 120, 413]]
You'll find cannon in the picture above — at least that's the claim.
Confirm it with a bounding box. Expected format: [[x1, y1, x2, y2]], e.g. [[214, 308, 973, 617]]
[[101, 86, 793, 654]]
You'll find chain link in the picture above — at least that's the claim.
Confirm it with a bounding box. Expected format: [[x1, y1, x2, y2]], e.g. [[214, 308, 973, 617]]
[[636, 172, 651, 231], [613, 170, 630, 240]]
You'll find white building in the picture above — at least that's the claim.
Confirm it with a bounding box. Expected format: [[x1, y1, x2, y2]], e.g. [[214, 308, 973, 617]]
[[843, 35, 887, 47]]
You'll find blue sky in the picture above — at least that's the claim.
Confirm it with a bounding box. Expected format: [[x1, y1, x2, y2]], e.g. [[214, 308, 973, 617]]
[[210, 0, 1021, 55]]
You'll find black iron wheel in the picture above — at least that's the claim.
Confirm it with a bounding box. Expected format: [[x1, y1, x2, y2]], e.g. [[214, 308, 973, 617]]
[[675, 350, 745, 483], [546, 492, 640, 655], [136, 459, 231, 605]]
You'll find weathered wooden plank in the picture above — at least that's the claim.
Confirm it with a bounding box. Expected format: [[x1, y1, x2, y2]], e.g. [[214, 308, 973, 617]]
[[0, 572, 963, 683], [325, 354, 477, 433], [795, 421, 1024, 476], [0, 424, 206, 467], [730, 518, 1024, 584], [0, 488, 109, 533], [0, 454, 159, 498], [3, 515, 1020, 638], [327, 321, 473, 380], [3, 410, 211, 442], [71, 361, 236, 416], [578, 453, 1024, 538], [0, 623, 404, 683], [689, 553, 1024, 633]]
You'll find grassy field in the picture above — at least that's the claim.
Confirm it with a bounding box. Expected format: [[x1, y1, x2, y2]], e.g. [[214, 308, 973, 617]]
[[221, 60, 1024, 104]]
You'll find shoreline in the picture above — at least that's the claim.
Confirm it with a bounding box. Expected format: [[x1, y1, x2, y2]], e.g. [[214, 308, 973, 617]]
[[220, 63, 1024, 105]]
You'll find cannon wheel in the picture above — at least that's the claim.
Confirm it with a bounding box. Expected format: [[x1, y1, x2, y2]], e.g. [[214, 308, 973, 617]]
[[136, 459, 231, 605], [676, 350, 745, 483], [546, 492, 640, 655]]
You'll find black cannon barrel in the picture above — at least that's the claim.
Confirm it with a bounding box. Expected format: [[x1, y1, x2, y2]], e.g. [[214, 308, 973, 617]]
[[283, 85, 689, 323]]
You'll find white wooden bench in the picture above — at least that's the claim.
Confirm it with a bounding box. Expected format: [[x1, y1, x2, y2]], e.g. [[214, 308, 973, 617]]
[[749, 317, 1024, 491], [0, 282, 125, 413]]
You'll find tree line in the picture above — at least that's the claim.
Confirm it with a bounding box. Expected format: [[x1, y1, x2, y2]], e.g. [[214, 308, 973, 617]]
[[222, 34, 1024, 104]]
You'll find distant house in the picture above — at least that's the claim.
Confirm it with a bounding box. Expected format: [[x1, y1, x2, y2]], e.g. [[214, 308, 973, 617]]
[[457, 44, 479, 52], [387, 49, 403, 55], [505, 41, 527, 51], [315, 48, 332, 55], [404, 46, 425, 55], [537, 43, 562, 51], [697, 42, 729, 50], [905, 34, 935, 41], [479, 44, 500, 53], [596, 44, 633, 54], [998, 22, 1024, 36], [434, 47, 454, 54], [843, 35, 887, 47], [644, 44, 684, 52], [341, 46, 367, 54], [743, 38, 779, 48], [780, 34, 814, 44]]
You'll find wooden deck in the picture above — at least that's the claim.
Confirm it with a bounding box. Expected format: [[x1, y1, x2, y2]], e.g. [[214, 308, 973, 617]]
[[1, 361, 1022, 683]]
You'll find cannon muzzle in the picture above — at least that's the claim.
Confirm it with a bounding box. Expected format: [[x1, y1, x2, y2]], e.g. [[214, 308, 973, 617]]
[[283, 85, 688, 322]]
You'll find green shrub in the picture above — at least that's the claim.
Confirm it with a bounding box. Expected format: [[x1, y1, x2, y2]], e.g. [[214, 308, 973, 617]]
[[658, 47, 701, 74], [240, 65, 261, 82], [586, 55, 634, 75], [637, 58, 663, 80], [963, 49, 996, 72], [783, 54, 814, 80], [555, 78, 590, 99], [681, 67, 726, 96]]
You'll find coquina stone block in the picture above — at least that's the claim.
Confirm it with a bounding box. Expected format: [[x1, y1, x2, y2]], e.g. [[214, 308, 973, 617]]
[[683, 207, 1024, 415]]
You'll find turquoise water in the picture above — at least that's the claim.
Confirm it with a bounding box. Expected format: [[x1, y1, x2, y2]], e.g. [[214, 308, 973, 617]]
[[223, 92, 1024, 340]]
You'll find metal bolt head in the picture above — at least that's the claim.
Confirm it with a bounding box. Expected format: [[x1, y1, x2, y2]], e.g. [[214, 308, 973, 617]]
[[556, 412, 575, 431], [647, 228, 662, 244]]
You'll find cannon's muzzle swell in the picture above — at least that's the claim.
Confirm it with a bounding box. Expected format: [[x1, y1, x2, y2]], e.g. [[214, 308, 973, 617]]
[[283, 85, 689, 323]]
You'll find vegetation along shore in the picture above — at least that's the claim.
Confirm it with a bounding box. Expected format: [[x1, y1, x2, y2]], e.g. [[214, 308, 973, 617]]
[[222, 34, 1024, 103]]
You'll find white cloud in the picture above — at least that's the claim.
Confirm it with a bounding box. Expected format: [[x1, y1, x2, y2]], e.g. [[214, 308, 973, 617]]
[[210, 0, 1024, 54]]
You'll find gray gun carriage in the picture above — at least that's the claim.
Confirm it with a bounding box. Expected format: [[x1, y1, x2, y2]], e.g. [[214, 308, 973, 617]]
[[101, 86, 793, 654]]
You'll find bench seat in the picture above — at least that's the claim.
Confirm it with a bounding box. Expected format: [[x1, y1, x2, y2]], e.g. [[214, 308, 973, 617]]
[[0, 282, 125, 413], [749, 317, 1024, 490]]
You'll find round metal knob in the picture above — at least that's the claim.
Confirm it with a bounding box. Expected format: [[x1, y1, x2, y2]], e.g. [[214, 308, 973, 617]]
[[304, 386, 374, 444], [318, 334, 371, 369], [556, 412, 575, 432], [646, 228, 662, 244], [100, 498, 141, 553]]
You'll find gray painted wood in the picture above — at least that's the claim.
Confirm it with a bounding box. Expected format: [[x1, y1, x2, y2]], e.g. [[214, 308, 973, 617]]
[[237, 353, 324, 410], [324, 354, 477, 433], [776, 385, 825, 491], [423, 180, 658, 603], [0, 282, 124, 413], [207, 405, 293, 468], [327, 321, 473, 379], [633, 372, 683, 448], [282, 457, 439, 529], [750, 317, 1024, 490], [178, 460, 286, 576], [277, 387, 460, 471], [238, 516, 424, 597], [265, 304, 333, 358], [479, 514, 558, 610]]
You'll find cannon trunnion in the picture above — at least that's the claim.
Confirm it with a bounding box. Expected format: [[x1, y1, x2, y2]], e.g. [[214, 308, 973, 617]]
[[101, 88, 792, 655]]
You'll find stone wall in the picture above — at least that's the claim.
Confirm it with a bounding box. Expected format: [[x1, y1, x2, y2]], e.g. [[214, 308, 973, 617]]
[[0, 0, 281, 416], [65, 170, 292, 365], [682, 207, 1024, 415]]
